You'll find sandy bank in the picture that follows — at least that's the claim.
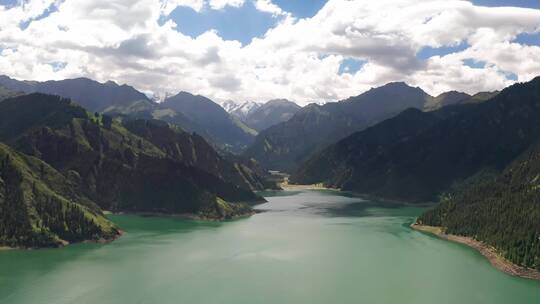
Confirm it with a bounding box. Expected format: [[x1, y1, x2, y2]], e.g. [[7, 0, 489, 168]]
[[411, 223, 540, 281]]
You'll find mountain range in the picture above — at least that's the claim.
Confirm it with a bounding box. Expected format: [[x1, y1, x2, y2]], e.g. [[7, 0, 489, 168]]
[[289, 76, 540, 271], [0, 141, 119, 248], [220, 100, 261, 120], [220, 99, 302, 132], [240, 99, 301, 132], [2, 72, 539, 267], [0, 76, 256, 152], [245, 82, 492, 172], [0, 93, 272, 248], [292, 78, 540, 202]]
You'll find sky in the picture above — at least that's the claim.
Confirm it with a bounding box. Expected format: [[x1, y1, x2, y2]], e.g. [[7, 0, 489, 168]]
[[0, 0, 539, 105]]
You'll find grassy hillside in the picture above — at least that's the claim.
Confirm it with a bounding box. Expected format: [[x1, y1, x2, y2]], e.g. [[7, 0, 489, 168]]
[[0, 143, 119, 248], [0, 94, 264, 220], [123, 119, 269, 191]]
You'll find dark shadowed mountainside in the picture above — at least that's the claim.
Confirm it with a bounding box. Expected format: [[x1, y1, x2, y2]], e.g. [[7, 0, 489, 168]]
[[418, 141, 540, 270], [123, 119, 270, 191], [0, 75, 153, 113], [0, 142, 119, 248], [0, 75, 259, 152], [292, 77, 540, 203], [161, 92, 256, 151], [245, 82, 432, 172], [0, 94, 264, 224], [0, 84, 19, 101]]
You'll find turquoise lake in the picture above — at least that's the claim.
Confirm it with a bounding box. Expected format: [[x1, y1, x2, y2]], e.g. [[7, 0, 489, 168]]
[[0, 190, 539, 303]]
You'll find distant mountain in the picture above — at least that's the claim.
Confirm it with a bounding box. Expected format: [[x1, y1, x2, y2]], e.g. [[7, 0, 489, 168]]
[[0, 75, 258, 151], [161, 92, 256, 151], [0, 142, 119, 248], [470, 91, 500, 103], [424, 91, 471, 111], [221, 99, 301, 133], [417, 141, 540, 271], [0, 75, 153, 113], [231, 101, 262, 121], [0, 94, 264, 226], [243, 99, 301, 131], [292, 77, 540, 203], [245, 82, 431, 172]]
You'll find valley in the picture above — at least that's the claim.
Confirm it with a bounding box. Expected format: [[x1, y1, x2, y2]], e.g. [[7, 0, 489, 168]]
[[2, 0, 540, 302]]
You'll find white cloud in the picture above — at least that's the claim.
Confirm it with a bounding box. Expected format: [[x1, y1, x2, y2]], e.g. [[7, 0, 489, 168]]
[[0, 0, 540, 105], [254, 0, 286, 16], [209, 0, 245, 10], [161, 0, 204, 14]]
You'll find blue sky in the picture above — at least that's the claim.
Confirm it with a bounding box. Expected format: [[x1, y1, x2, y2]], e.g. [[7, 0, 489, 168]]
[[163, 0, 539, 50], [166, 2, 278, 45], [165, 0, 327, 45], [473, 0, 540, 9]]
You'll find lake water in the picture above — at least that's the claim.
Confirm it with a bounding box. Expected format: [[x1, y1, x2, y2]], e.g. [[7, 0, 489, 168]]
[[0, 190, 539, 303]]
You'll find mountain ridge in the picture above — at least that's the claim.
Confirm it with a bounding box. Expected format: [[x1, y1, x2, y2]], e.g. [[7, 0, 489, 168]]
[[0, 94, 265, 223], [291, 76, 540, 202]]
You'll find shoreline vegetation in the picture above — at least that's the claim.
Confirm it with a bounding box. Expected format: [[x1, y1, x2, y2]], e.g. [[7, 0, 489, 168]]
[[282, 179, 435, 207], [278, 176, 333, 191], [0, 232, 123, 251], [0, 205, 259, 251], [411, 223, 540, 281], [111, 209, 261, 222]]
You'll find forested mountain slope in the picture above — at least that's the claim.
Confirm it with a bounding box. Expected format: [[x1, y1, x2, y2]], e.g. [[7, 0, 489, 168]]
[[0, 75, 255, 152], [0, 143, 119, 248], [0, 94, 264, 218], [124, 119, 269, 191], [162, 92, 256, 151], [245, 82, 431, 172], [292, 77, 540, 203], [417, 141, 540, 270]]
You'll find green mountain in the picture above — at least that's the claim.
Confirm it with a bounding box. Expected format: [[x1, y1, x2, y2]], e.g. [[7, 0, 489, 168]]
[[0, 93, 264, 221], [471, 91, 500, 102], [424, 91, 471, 111], [292, 77, 540, 203], [161, 92, 255, 151], [0, 142, 119, 248], [123, 119, 269, 191], [245, 82, 431, 172], [242, 99, 301, 132], [0, 85, 19, 101], [0, 76, 255, 152], [417, 141, 540, 270]]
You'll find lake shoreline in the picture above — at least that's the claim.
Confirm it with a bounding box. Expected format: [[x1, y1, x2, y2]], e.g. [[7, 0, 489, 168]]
[[110, 209, 262, 222], [0, 231, 123, 251], [411, 223, 540, 281], [283, 183, 435, 207], [279, 181, 333, 191]]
